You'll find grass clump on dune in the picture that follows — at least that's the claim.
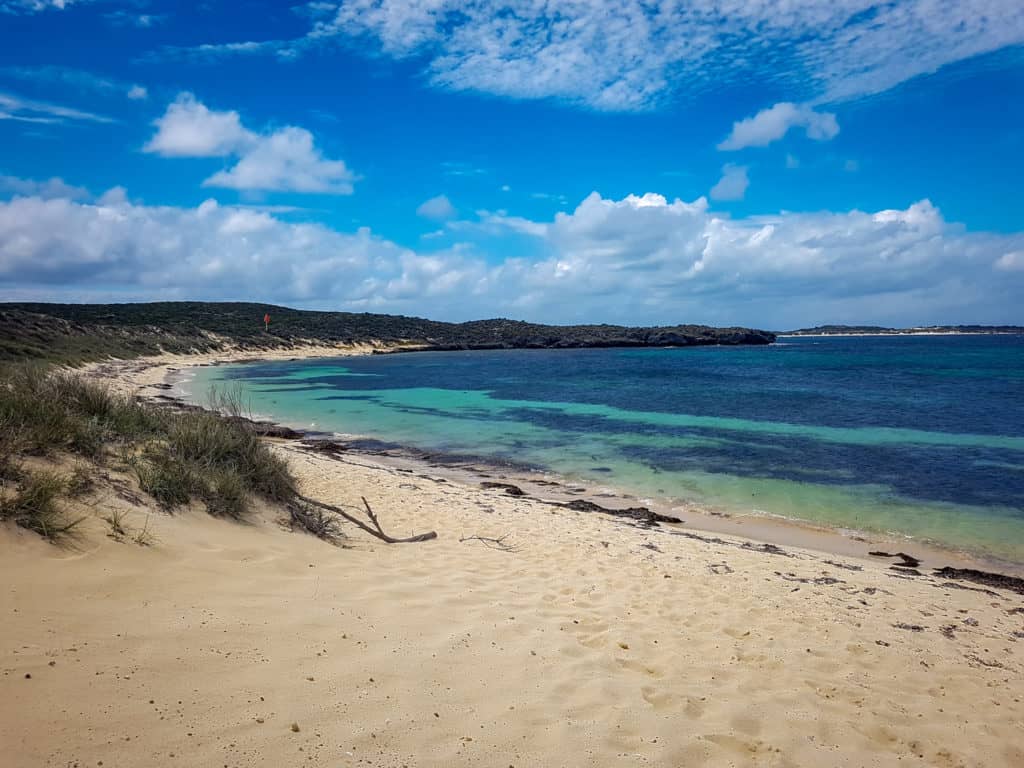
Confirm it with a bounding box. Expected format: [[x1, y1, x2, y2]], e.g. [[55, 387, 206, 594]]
[[0, 364, 299, 534], [0, 468, 83, 542], [0, 364, 164, 458]]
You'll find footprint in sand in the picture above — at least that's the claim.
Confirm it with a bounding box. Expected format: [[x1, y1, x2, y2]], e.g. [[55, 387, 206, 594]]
[[641, 685, 676, 711], [616, 657, 664, 679], [702, 733, 781, 758]]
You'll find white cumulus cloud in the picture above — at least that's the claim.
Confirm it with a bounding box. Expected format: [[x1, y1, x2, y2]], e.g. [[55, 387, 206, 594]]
[[1, 188, 1022, 328], [144, 93, 355, 195], [710, 165, 749, 201], [204, 127, 354, 195], [144, 93, 254, 157], [416, 194, 456, 220], [718, 102, 839, 151], [0, 174, 89, 200], [995, 252, 1024, 271]]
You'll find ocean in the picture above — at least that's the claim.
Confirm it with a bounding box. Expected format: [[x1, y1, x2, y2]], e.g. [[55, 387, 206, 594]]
[[186, 335, 1024, 564]]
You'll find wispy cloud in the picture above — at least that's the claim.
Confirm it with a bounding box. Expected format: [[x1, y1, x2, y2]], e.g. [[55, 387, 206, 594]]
[[153, 2, 1024, 113], [289, 1, 1024, 111], [441, 161, 487, 177], [103, 10, 165, 28], [2, 65, 147, 101], [0, 90, 112, 123], [1, 0, 83, 14], [292, 2, 337, 20], [142, 39, 295, 64]]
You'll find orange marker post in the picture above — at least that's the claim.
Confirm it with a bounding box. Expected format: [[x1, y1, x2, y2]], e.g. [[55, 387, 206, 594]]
[[263, 313, 271, 332]]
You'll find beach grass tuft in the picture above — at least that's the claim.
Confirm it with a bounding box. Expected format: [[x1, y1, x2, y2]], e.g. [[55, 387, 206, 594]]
[[0, 468, 83, 542], [0, 363, 301, 534]]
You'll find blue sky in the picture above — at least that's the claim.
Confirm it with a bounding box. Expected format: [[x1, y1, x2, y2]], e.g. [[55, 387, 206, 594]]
[[1, 0, 1022, 328]]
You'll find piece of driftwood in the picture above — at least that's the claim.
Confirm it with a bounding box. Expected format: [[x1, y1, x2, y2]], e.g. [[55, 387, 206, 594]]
[[868, 551, 921, 568], [296, 494, 437, 543], [459, 534, 517, 552]]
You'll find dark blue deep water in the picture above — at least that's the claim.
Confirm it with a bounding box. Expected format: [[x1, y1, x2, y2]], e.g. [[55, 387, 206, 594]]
[[193, 335, 1024, 562]]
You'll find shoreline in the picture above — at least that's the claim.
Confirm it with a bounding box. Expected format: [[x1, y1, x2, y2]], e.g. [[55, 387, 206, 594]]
[[777, 331, 1024, 337], [5, 347, 1024, 766], [88, 345, 1024, 577]]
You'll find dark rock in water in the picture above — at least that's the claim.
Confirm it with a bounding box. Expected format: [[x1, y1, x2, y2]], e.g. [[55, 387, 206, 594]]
[[300, 439, 348, 457], [932, 566, 1024, 596], [590, 467, 613, 473], [480, 482, 525, 497], [559, 499, 682, 527], [219, 415, 302, 439], [868, 551, 921, 568], [247, 421, 302, 439], [150, 382, 173, 390]]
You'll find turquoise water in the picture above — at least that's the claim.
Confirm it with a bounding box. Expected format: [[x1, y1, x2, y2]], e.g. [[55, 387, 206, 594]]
[[188, 336, 1024, 563]]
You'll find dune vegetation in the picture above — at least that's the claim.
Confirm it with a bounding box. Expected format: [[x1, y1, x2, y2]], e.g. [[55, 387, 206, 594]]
[[0, 363, 342, 543]]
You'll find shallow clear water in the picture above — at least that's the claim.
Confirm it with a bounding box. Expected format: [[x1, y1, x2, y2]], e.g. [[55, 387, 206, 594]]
[[189, 335, 1024, 563]]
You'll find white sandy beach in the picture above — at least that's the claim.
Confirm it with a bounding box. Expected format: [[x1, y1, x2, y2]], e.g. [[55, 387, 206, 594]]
[[2, 347, 1023, 767]]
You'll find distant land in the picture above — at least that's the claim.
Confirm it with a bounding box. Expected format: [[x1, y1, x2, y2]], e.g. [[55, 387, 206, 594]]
[[0, 302, 775, 364], [782, 324, 1024, 336]]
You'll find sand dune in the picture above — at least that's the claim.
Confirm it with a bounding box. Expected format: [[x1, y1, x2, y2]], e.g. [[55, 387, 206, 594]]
[[3, 435, 1023, 767]]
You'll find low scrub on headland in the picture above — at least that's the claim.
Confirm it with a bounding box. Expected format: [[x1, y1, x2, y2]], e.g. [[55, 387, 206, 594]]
[[0, 301, 776, 365], [0, 364, 317, 542]]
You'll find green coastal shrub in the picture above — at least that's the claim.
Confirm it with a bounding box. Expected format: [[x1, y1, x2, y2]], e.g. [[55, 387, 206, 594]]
[[201, 468, 248, 519], [134, 453, 195, 510]]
